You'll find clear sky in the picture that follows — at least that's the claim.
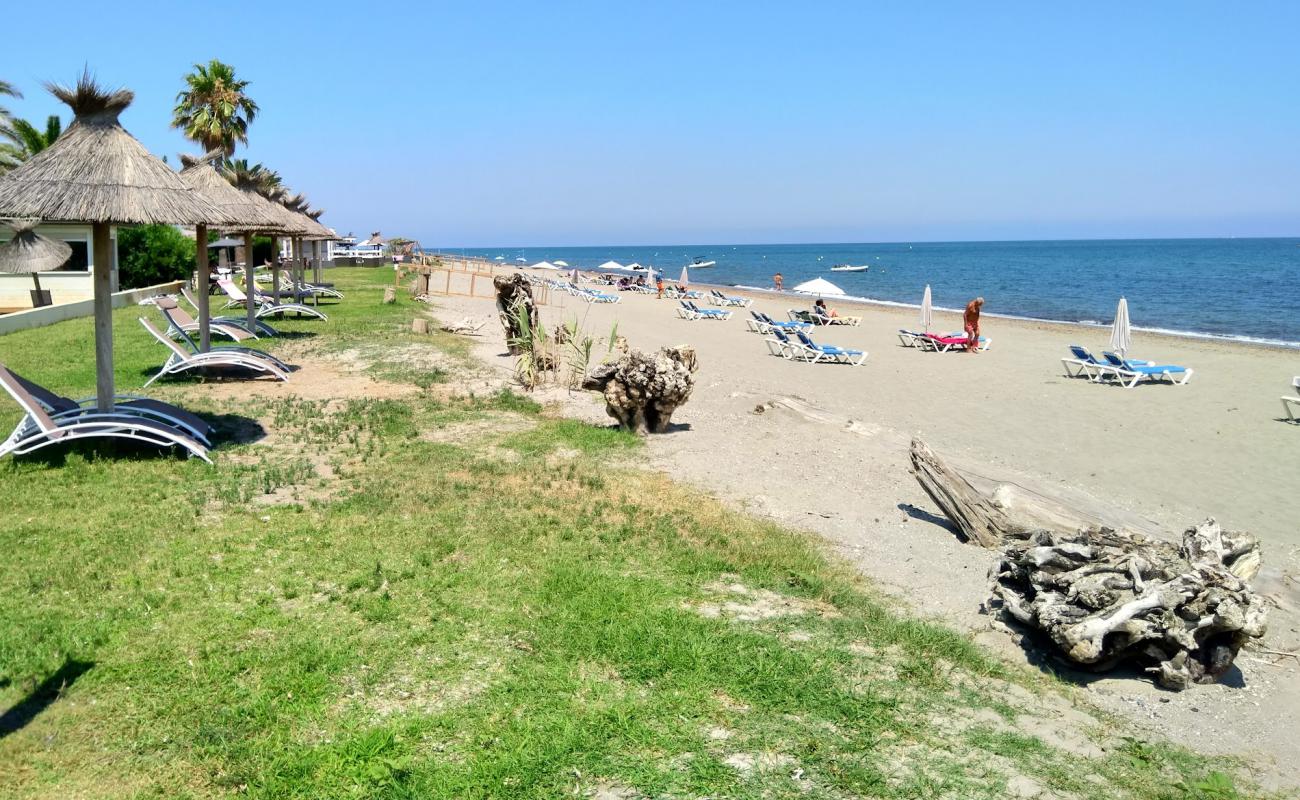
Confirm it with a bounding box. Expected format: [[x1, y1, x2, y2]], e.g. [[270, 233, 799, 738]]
[[4, 1, 1299, 246]]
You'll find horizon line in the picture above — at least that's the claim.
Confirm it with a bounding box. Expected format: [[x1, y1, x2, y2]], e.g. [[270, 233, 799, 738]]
[[420, 233, 1300, 251]]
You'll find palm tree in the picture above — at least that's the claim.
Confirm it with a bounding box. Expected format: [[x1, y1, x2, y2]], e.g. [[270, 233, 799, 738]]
[[6, 115, 62, 158], [172, 60, 258, 156], [0, 79, 22, 174], [220, 157, 282, 196]]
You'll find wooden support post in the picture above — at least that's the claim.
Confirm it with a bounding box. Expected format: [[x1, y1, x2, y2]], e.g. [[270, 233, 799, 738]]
[[313, 240, 322, 284], [270, 236, 280, 303], [196, 222, 211, 353], [244, 232, 257, 332], [93, 221, 113, 412]]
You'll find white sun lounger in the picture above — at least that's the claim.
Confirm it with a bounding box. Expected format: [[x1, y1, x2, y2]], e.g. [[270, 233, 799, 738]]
[[140, 318, 290, 387], [1283, 377, 1300, 421], [153, 296, 258, 342], [0, 364, 211, 463], [180, 285, 279, 336], [3, 364, 213, 446], [218, 278, 328, 321]]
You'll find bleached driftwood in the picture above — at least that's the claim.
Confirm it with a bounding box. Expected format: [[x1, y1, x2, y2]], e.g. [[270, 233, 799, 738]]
[[494, 274, 537, 355], [909, 439, 1267, 690], [582, 346, 698, 433], [440, 317, 486, 335]]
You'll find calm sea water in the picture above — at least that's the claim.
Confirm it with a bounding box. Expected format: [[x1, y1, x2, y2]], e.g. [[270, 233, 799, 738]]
[[434, 239, 1300, 347]]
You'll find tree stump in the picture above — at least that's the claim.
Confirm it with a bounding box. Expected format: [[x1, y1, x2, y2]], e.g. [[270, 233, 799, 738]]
[[582, 346, 698, 433], [909, 438, 1267, 690], [412, 318, 430, 335], [382, 287, 397, 304], [494, 274, 538, 355]]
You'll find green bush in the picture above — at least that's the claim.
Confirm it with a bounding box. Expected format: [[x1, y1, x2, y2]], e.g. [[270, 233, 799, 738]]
[[116, 225, 196, 289]]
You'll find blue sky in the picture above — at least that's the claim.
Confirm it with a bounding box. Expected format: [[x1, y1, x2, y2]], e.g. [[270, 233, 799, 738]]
[[4, 1, 1299, 246]]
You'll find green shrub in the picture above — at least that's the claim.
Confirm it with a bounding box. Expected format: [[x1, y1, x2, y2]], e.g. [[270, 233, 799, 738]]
[[116, 224, 196, 288]]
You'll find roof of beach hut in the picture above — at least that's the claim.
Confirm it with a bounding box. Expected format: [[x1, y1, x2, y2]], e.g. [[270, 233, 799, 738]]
[[0, 73, 226, 226], [178, 153, 289, 234], [0, 220, 72, 274]]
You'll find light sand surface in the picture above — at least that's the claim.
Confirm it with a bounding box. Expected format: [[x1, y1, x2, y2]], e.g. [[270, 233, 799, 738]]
[[427, 279, 1300, 788]]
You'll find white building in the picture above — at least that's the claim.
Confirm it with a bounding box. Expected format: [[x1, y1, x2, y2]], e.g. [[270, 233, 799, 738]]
[[0, 223, 118, 312]]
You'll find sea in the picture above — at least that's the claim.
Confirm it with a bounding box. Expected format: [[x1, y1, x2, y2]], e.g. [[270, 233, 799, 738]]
[[430, 239, 1300, 348]]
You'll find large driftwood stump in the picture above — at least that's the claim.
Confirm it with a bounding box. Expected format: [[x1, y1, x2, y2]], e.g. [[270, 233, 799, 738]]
[[909, 439, 1267, 690], [494, 273, 537, 355], [582, 346, 698, 433]]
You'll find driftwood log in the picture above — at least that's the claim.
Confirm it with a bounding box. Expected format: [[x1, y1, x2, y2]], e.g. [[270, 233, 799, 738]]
[[494, 273, 538, 355], [910, 439, 1267, 690], [582, 346, 698, 433]]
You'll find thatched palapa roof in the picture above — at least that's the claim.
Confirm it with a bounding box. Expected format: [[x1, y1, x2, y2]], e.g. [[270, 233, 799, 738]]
[[0, 220, 72, 274], [0, 73, 228, 226], [179, 153, 289, 234]]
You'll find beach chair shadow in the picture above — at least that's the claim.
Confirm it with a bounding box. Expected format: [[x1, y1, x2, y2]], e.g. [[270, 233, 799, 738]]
[[0, 658, 94, 740]]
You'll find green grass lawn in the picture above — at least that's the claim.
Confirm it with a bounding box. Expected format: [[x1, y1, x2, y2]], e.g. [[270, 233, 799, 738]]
[[0, 269, 1261, 798]]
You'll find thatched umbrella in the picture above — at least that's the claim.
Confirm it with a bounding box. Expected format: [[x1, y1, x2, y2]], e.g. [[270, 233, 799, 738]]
[[0, 73, 227, 411], [179, 152, 291, 350], [0, 220, 72, 307]]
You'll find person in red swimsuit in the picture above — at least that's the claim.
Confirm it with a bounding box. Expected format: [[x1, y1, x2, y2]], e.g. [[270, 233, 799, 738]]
[[964, 297, 984, 352]]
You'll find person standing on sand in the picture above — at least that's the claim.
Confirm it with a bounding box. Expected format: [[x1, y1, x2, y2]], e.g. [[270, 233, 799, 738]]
[[656, 275, 665, 299], [773, 272, 784, 291], [964, 297, 984, 352]]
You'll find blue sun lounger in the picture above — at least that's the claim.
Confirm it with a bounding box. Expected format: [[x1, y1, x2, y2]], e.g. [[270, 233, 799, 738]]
[[1101, 351, 1193, 388], [1061, 345, 1115, 380], [792, 331, 868, 365]]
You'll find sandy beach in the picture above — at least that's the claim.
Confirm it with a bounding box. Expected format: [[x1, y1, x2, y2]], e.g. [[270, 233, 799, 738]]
[[429, 276, 1300, 788]]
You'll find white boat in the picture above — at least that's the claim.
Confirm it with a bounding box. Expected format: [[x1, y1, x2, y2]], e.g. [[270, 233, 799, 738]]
[[830, 264, 869, 272], [690, 257, 716, 268]]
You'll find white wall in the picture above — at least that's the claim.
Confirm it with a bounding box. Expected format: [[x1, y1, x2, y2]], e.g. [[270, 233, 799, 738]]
[[0, 223, 118, 312]]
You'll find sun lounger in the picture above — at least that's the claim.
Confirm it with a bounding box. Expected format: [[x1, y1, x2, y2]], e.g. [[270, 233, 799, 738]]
[[746, 311, 809, 333], [155, 306, 292, 373], [809, 308, 861, 327], [684, 300, 730, 320], [218, 278, 328, 321], [1283, 377, 1300, 421], [279, 270, 343, 299], [180, 286, 279, 336], [2, 363, 212, 446], [0, 364, 211, 463], [1061, 345, 1115, 380], [794, 331, 867, 364], [897, 329, 927, 347], [153, 296, 258, 342], [709, 289, 751, 308], [139, 318, 290, 387], [1100, 351, 1193, 388]]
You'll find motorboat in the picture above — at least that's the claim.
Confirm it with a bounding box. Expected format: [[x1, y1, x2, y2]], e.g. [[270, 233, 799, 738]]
[[830, 264, 869, 272], [690, 256, 716, 268]]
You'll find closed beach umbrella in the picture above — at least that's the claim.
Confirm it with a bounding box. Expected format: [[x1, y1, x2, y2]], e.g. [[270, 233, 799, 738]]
[[0, 220, 72, 306], [1110, 297, 1132, 358], [0, 73, 228, 411], [920, 284, 933, 333], [679, 265, 689, 287], [791, 277, 845, 296]]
